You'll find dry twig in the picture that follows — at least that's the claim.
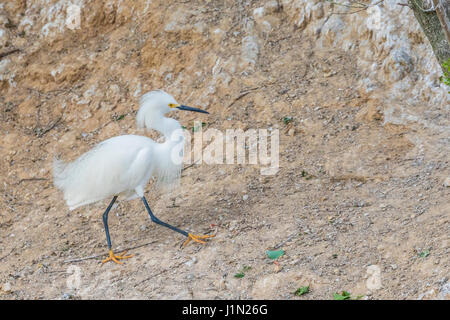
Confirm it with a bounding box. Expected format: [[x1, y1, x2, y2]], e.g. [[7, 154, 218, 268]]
[[0, 48, 20, 60]]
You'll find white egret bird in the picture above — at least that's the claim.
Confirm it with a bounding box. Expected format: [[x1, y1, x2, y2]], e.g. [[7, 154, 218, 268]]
[[53, 90, 214, 264]]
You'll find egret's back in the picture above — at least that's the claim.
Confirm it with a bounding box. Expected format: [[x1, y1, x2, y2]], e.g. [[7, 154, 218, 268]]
[[54, 135, 157, 210]]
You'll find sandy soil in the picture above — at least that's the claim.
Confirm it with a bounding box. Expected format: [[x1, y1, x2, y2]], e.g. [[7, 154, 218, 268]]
[[0, 0, 449, 299]]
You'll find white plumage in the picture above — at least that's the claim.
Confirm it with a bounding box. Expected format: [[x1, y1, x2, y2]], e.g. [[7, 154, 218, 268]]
[[54, 90, 189, 210], [53, 90, 212, 264]]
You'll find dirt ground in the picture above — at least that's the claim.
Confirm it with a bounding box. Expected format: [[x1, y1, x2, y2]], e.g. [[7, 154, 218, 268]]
[[0, 0, 449, 299]]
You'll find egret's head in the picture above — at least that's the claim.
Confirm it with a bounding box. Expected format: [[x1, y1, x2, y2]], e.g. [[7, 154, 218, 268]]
[[137, 90, 208, 131]]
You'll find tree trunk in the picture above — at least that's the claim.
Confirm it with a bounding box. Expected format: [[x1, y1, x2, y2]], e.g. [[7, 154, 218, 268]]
[[432, 0, 450, 42], [409, 0, 450, 70]]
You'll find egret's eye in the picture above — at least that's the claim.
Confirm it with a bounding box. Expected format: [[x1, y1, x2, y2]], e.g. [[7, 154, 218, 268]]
[[169, 103, 176, 108]]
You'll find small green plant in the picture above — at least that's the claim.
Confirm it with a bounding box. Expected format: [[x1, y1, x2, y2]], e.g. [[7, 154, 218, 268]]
[[333, 291, 351, 300], [113, 114, 127, 121], [419, 249, 430, 258], [234, 265, 252, 278], [333, 291, 363, 300], [283, 116, 294, 125], [440, 58, 450, 93], [294, 286, 310, 296], [301, 170, 313, 180]]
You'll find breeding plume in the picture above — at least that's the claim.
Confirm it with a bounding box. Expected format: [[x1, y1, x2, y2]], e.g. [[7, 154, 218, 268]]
[[54, 90, 214, 264]]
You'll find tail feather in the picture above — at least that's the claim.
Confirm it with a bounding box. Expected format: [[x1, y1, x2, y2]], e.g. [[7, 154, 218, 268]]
[[53, 157, 68, 189]]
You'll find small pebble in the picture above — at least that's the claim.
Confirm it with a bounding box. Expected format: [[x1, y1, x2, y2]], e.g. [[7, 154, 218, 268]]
[[185, 257, 197, 267], [2, 282, 12, 293]]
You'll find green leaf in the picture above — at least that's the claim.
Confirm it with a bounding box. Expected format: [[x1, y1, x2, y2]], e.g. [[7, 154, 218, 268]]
[[266, 249, 285, 260], [283, 116, 293, 125], [114, 114, 126, 121], [301, 170, 313, 180], [333, 291, 351, 300], [419, 249, 430, 258], [234, 265, 251, 279], [295, 286, 310, 296], [440, 58, 450, 87], [333, 291, 364, 300]]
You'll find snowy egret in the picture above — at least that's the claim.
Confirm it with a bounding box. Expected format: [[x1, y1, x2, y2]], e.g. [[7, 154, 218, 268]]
[[54, 90, 214, 265]]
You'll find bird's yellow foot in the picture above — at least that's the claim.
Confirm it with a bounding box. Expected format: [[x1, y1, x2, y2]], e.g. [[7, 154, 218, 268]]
[[101, 250, 133, 265], [183, 233, 215, 247]]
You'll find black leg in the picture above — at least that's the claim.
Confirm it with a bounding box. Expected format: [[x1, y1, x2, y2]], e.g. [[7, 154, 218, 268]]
[[102, 196, 118, 250], [142, 196, 188, 237]]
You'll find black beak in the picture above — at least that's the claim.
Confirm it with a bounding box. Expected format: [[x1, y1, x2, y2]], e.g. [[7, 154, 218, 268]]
[[176, 105, 209, 114]]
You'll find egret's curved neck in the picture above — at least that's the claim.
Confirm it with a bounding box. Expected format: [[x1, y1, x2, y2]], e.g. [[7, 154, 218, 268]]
[[152, 116, 184, 191], [150, 115, 182, 140]]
